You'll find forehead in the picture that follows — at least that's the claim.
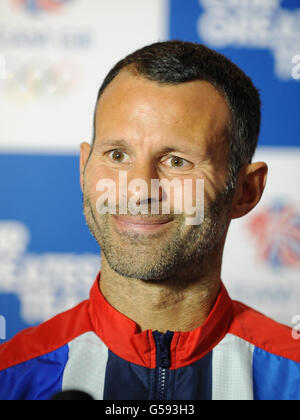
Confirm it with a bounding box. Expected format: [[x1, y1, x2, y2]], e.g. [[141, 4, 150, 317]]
[[95, 70, 230, 152]]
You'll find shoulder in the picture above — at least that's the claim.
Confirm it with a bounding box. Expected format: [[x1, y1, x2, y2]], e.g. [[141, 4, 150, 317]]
[[228, 300, 300, 363], [0, 299, 92, 372]]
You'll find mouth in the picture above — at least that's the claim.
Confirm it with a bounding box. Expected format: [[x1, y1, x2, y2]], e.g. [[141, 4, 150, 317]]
[[112, 215, 174, 233]]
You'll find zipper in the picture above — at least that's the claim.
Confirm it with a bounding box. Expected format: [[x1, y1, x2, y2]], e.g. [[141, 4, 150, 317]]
[[153, 330, 174, 400]]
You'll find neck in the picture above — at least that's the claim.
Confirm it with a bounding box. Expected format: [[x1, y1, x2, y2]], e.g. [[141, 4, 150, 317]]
[[99, 253, 223, 333]]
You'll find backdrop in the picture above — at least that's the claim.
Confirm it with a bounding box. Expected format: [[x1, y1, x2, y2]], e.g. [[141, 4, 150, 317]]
[[0, 0, 299, 343]]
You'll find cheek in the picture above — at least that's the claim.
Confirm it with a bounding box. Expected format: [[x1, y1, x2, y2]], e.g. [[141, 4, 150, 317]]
[[160, 178, 205, 219], [201, 170, 228, 206], [85, 160, 116, 196]]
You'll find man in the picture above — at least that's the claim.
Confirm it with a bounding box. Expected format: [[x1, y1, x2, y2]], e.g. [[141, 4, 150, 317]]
[[0, 41, 299, 400]]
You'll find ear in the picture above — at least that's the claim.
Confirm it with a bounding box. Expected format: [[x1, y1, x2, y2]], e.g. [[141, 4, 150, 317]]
[[230, 162, 268, 219], [80, 142, 92, 191]]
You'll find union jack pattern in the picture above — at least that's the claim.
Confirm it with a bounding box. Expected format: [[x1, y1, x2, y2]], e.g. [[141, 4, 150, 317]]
[[247, 201, 300, 268], [13, 0, 73, 14]]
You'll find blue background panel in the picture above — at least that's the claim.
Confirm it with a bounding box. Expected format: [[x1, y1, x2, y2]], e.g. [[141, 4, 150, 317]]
[[169, 0, 300, 148], [0, 154, 98, 254]]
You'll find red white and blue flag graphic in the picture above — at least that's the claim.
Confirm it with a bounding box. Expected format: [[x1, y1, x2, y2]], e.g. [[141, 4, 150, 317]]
[[13, 0, 74, 14], [248, 201, 300, 269]]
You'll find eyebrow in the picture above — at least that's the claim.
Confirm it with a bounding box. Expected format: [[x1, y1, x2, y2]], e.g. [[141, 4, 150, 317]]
[[158, 145, 190, 155], [97, 139, 131, 149], [96, 139, 195, 155]]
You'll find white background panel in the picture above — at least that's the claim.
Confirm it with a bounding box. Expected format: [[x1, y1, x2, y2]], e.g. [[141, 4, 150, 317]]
[[0, 0, 167, 153]]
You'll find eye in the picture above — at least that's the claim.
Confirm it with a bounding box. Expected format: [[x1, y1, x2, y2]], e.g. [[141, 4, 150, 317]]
[[108, 149, 130, 163], [163, 155, 191, 168]]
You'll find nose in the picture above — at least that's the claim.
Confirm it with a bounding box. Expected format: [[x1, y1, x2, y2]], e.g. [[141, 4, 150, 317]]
[[126, 159, 163, 210]]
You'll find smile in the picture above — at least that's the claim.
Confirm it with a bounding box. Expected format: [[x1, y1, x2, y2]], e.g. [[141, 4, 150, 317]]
[[112, 215, 174, 233]]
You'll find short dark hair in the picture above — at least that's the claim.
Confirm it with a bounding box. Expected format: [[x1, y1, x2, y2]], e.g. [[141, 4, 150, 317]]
[[92, 40, 261, 188]]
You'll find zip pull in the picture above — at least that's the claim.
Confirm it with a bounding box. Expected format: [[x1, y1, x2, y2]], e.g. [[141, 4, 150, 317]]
[[153, 330, 174, 368]]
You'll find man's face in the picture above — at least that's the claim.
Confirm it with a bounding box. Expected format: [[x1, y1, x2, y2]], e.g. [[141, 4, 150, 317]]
[[81, 71, 234, 281]]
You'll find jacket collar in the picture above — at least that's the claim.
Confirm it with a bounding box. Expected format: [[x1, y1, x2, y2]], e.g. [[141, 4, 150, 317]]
[[88, 272, 233, 369]]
